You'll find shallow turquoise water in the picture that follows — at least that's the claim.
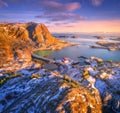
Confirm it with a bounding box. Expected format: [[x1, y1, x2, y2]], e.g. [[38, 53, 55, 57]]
[[50, 46, 120, 61], [36, 33, 120, 61]]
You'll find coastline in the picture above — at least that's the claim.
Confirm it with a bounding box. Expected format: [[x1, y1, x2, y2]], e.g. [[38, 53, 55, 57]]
[[0, 23, 120, 113], [32, 40, 75, 51], [0, 39, 74, 74]]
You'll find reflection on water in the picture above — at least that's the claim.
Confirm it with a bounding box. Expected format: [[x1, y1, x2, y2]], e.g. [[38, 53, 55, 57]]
[[36, 33, 120, 61]]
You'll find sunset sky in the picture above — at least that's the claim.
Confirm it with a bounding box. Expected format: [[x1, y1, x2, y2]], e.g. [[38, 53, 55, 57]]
[[0, 0, 120, 33]]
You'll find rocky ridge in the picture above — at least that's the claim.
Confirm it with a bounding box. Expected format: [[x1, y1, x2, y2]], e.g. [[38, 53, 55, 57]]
[[0, 56, 120, 113], [0, 58, 102, 113]]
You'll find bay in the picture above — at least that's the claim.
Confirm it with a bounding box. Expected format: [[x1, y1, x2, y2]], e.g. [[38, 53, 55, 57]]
[[35, 33, 120, 61]]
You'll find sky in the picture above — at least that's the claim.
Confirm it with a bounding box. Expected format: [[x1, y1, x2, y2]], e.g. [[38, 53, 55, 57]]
[[0, 0, 120, 33]]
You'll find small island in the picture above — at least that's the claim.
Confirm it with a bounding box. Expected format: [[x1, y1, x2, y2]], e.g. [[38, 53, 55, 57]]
[[91, 40, 120, 51], [110, 37, 120, 41], [93, 36, 104, 39]]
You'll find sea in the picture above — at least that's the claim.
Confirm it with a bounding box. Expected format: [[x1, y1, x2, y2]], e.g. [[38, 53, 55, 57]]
[[35, 33, 120, 62]]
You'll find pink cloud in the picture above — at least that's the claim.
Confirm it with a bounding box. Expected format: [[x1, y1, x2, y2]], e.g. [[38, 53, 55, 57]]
[[91, 0, 103, 6], [65, 2, 81, 12], [41, 1, 81, 13], [60, 13, 84, 20], [36, 13, 84, 22], [0, 0, 8, 7], [42, 1, 61, 8], [35, 1, 82, 23]]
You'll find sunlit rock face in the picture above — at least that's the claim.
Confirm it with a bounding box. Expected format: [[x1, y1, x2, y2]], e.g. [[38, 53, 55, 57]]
[[0, 44, 13, 65], [7, 24, 30, 41], [0, 23, 32, 64], [0, 71, 102, 113], [14, 49, 31, 61], [26, 22, 58, 46]]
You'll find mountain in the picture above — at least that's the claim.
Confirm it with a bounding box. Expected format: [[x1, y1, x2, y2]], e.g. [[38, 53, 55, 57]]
[[0, 22, 71, 65], [26, 22, 57, 46]]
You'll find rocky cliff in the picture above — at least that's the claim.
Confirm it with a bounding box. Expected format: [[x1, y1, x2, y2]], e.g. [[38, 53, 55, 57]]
[[26, 22, 57, 46]]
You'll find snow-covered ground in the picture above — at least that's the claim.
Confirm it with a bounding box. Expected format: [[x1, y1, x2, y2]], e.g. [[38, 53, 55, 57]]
[[0, 56, 120, 112]]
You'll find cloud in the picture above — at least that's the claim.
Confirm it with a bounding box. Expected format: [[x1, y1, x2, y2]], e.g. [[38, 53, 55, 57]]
[[91, 0, 103, 6], [35, 1, 82, 23], [35, 13, 84, 22], [0, 0, 8, 7], [40, 1, 81, 14]]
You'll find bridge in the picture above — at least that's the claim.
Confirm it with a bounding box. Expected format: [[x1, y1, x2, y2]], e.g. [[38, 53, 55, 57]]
[[31, 53, 80, 66]]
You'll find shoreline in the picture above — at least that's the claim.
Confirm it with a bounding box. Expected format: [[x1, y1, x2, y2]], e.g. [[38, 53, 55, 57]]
[[32, 40, 75, 51], [0, 40, 75, 73]]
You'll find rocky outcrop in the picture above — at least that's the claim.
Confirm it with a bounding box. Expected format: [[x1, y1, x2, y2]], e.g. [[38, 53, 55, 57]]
[[54, 56, 120, 113], [94, 36, 104, 39], [1, 55, 120, 112], [91, 41, 120, 51], [111, 37, 120, 41], [0, 67, 102, 113], [54, 35, 78, 39], [96, 41, 120, 51]]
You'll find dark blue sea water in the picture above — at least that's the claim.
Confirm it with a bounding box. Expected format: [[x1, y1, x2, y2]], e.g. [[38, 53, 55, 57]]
[[35, 33, 120, 61]]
